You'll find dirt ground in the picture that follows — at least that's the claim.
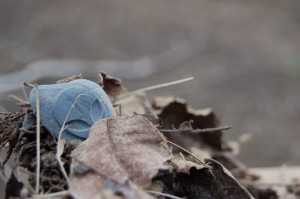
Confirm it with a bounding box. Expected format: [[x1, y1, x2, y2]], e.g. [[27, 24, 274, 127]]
[[0, 0, 300, 167]]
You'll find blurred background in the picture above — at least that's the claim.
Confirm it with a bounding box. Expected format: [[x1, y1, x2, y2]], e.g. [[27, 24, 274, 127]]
[[0, 0, 300, 167]]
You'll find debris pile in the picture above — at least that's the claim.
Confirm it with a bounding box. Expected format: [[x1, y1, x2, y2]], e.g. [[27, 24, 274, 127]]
[[0, 73, 296, 199]]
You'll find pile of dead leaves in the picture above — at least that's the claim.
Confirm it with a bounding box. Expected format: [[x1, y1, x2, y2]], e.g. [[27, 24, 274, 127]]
[[0, 73, 281, 199]]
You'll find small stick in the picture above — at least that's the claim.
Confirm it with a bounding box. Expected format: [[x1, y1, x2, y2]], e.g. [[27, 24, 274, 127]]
[[10, 112, 26, 122], [145, 190, 183, 199], [34, 84, 41, 194], [9, 95, 28, 104], [131, 77, 194, 93], [22, 82, 29, 101], [160, 126, 232, 134], [240, 180, 297, 187], [24, 82, 35, 88], [56, 94, 87, 186], [165, 140, 207, 167]]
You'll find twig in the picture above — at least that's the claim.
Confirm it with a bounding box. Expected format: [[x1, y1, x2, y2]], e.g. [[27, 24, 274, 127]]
[[56, 94, 87, 186], [10, 112, 26, 122], [9, 95, 28, 104], [31, 191, 70, 198], [24, 82, 35, 88], [145, 190, 183, 199], [131, 77, 194, 93], [165, 140, 207, 167], [22, 82, 29, 101], [240, 180, 297, 187], [34, 84, 41, 194], [160, 126, 232, 134]]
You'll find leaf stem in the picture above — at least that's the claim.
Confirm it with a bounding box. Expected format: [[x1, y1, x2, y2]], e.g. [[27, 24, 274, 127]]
[[160, 126, 232, 134]]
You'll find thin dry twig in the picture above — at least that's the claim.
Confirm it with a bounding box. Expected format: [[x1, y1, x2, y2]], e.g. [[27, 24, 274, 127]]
[[10, 112, 26, 122], [159, 126, 232, 134], [24, 82, 35, 88], [22, 82, 29, 101], [34, 84, 41, 194], [145, 190, 183, 199], [131, 77, 194, 93], [56, 94, 88, 186], [165, 140, 207, 167], [9, 95, 28, 104], [240, 180, 297, 187]]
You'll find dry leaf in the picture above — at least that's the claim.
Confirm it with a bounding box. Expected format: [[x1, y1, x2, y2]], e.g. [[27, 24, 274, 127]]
[[152, 96, 223, 150], [70, 170, 104, 197], [70, 167, 114, 199], [170, 154, 205, 174], [190, 147, 211, 163], [95, 72, 154, 117], [138, 113, 161, 126], [212, 152, 249, 179], [115, 92, 150, 116], [248, 165, 300, 197], [106, 180, 154, 199], [70, 170, 154, 199], [246, 186, 278, 199], [98, 72, 128, 100], [174, 159, 254, 199], [71, 115, 171, 188]]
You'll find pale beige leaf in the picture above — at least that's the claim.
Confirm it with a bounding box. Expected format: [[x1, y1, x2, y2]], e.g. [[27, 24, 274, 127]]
[[115, 92, 149, 116], [71, 115, 171, 188], [70, 164, 154, 199]]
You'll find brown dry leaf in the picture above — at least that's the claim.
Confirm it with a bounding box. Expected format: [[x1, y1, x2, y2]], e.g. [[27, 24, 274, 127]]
[[98, 72, 154, 117], [115, 92, 153, 116], [98, 72, 128, 100], [212, 152, 249, 179], [71, 115, 171, 188], [152, 96, 223, 150], [174, 159, 254, 199]]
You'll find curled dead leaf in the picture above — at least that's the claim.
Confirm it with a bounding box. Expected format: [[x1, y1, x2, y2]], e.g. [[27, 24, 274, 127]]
[[174, 159, 254, 199], [98, 72, 128, 100], [152, 96, 223, 150]]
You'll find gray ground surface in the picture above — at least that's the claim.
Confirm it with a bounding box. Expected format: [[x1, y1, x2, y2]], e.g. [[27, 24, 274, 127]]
[[1, 0, 300, 168]]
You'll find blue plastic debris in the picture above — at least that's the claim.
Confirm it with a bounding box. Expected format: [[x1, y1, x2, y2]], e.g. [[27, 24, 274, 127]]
[[29, 79, 116, 140]]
